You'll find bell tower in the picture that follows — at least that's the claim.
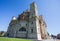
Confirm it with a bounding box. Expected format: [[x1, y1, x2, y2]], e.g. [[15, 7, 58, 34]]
[[28, 2, 42, 40]]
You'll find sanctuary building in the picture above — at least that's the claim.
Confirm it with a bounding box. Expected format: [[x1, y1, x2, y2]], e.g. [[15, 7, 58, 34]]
[[7, 2, 49, 40]]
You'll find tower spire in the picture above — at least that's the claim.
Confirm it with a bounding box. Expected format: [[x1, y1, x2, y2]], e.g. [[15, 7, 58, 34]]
[[30, 2, 38, 17], [29, 2, 42, 40]]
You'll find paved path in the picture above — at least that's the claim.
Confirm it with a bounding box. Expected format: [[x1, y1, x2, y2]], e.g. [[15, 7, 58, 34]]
[[33, 39, 60, 41]]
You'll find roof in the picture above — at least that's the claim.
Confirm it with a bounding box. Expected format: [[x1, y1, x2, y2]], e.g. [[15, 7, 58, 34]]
[[17, 11, 30, 21]]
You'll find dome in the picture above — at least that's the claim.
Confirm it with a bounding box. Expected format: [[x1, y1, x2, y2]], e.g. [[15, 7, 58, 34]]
[[12, 16, 17, 20]]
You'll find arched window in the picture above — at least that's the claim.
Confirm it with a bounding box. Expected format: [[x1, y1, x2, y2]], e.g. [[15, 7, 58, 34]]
[[19, 27, 26, 31]]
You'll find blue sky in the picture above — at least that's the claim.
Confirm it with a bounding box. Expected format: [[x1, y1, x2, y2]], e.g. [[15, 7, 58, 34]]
[[0, 0, 60, 35]]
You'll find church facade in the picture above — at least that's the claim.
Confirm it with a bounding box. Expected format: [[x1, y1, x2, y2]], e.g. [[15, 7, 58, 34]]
[[7, 2, 48, 40]]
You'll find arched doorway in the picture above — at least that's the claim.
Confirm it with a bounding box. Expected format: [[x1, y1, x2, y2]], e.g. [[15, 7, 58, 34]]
[[16, 27, 27, 38]]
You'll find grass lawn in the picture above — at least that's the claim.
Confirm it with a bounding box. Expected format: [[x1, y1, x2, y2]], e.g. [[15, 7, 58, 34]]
[[0, 37, 33, 41]]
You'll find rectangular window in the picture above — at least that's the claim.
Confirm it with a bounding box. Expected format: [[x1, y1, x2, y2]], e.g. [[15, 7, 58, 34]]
[[31, 22, 33, 24], [31, 29, 33, 33], [26, 24, 27, 26]]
